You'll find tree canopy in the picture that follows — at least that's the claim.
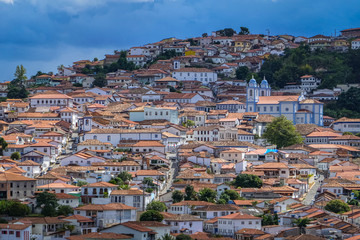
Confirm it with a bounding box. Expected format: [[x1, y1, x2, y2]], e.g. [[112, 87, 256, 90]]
[[233, 174, 263, 188], [184, 185, 197, 201], [0, 200, 30, 217], [263, 116, 303, 148], [146, 201, 167, 212], [239, 26, 250, 35], [36, 191, 59, 217], [140, 210, 164, 222], [217, 28, 236, 37], [325, 199, 351, 214], [172, 190, 184, 203], [10, 152, 21, 160], [197, 188, 217, 203]]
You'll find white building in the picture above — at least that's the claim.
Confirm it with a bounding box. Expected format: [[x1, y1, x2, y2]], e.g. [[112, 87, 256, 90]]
[[144, 106, 179, 124], [83, 129, 162, 146], [172, 68, 217, 85], [246, 77, 324, 126], [110, 188, 152, 211], [331, 117, 360, 134], [217, 212, 261, 237], [164, 93, 205, 104], [300, 75, 321, 92], [29, 92, 74, 108], [0, 223, 32, 240], [351, 38, 360, 49]]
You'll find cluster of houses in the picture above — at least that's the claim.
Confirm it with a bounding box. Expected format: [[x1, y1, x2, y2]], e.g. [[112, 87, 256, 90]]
[[0, 28, 360, 240]]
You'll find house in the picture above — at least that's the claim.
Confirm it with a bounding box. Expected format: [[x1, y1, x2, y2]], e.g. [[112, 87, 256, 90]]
[[55, 192, 80, 208], [300, 75, 321, 92], [216, 100, 246, 113], [16, 160, 41, 178], [172, 68, 217, 85], [126, 55, 147, 67], [164, 93, 205, 104], [110, 188, 152, 211], [63, 215, 97, 235], [83, 128, 162, 146], [351, 38, 360, 49], [268, 197, 301, 213], [101, 221, 170, 240], [192, 204, 241, 220], [81, 182, 118, 204], [169, 201, 216, 215], [144, 106, 179, 124], [60, 151, 106, 166], [75, 203, 137, 229], [0, 223, 32, 240], [161, 212, 204, 234], [331, 117, 360, 134], [0, 172, 36, 200], [217, 212, 262, 237], [91, 161, 141, 175], [29, 92, 74, 108], [36, 182, 80, 194]]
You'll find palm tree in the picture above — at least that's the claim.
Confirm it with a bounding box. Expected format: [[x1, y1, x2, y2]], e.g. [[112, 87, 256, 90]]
[[157, 234, 175, 240], [294, 218, 311, 234]]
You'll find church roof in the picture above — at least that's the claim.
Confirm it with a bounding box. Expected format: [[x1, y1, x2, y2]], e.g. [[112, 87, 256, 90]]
[[257, 95, 299, 104]]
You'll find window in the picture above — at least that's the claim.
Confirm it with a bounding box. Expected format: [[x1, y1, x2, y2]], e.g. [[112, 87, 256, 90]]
[[107, 135, 111, 141]]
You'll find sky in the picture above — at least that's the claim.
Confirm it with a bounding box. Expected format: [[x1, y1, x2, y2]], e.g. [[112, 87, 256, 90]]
[[0, 0, 359, 81]]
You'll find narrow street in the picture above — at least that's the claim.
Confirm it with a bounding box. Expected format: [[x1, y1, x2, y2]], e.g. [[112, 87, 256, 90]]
[[302, 174, 324, 205]]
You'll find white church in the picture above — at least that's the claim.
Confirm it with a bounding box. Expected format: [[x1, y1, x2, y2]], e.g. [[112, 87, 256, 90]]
[[246, 77, 324, 126]]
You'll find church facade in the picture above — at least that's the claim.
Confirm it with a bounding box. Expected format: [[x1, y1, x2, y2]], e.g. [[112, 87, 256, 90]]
[[246, 77, 323, 126]]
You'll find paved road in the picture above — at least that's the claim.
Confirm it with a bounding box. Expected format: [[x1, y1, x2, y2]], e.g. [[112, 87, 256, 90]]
[[302, 174, 324, 205]]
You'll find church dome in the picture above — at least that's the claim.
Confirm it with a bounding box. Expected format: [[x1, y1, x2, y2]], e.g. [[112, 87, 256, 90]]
[[248, 76, 257, 87], [260, 76, 269, 88]]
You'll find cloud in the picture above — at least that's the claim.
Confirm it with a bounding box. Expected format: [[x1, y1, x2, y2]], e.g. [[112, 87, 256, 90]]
[[0, 0, 14, 4]]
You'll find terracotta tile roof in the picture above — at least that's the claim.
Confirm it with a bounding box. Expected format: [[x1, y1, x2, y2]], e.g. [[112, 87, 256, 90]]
[[111, 188, 149, 196], [236, 228, 266, 235], [75, 203, 137, 211], [0, 223, 31, 230], [233, 200, 262, 206], [132, 141, 165, 147], [195, 204, 241, 211], [219, 212, 261, 220], [174, 68, 213, 73], [63, 214, 93, 223], [67, 232, 132, 240], [161, 212, 204, 221], [171, 201, 216, 206], [55, 193, 79, 199], [77, 139, 112, 146], [92, 161, 140, 167], [88, 128, 160, 134], [37, 182, 79, 189], [83, 181, 117, 188], [307, 131, 342, 137], [257, 95, 299, 104], [0, 172, 36, 182], [15, 217, 68, 225], [136, 170, 165, 176]]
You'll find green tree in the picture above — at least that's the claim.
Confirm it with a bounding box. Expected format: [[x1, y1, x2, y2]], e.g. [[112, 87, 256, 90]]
[[140, 210, 164, 222], [263, 116, 303, 148], [261, 213, 278, 226], [217, 28, 236, 37], [348, 199, 359, 206], [325, 199, 351, 214], [294, 218, 311, 234], [233, 174, 263, 188], [57, 205, 74, 216], [172, 190, 184, 203], [239, 26, 250, 35], [118, 171, 132, 182], [36, 191, 59, 217], [236, 66, 250, 80], [14, 65, 27, 85], [202, 33, 208, 38], [184, 185, 197, 201], [182, 120, 195, 128], [147, 201, 167, 212], [93, 73, 106, 88], [10, 152, 21, 160], [158, 233, 175, 240], [76, 180, 88, 187], [176, 234, 192, 240], [4, 201, 30, 217], [197, 188, 217, 203], [343, 132, 354, 135], [0, 138, 8, 155], [222, 190, 241, 200]]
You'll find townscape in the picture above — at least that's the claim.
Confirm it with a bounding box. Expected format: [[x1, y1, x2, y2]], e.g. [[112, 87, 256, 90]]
[[1, 27, 360, 240]]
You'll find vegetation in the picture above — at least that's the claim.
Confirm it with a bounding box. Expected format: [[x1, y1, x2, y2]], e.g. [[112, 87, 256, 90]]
[[76, 180, 88, 187], [236, 66, 250, 80], [184, 185, 197, 201], [324, 199, 351, 214], [233, 174, 263, 188], [216, 28, 236, 37], [239, 26, 250, 35], [197, 188, 217, 203], [0, 138, 8, 156], [324, 87, 360, 118], [57, 205, 74, 216], [263, 116, 303, 148], [146, 201, 167, 212], [36, 191, 58, 217], [0, 200, 30, 217], [219, 189, 242, 202], [260, 213, 279, 226], [171, 190, 184, 203], [259, 46, 360, 89], [140, 210, 164, 222], [182, 120, 195, 128], [158, 234, 175, 240], [10, 152, 21, 160], [294, 218, 311, 234], [175, 234, 193, 240], [93, 73, 106, 88], [109, 171, 132, 189], [7, 65, 29, 99]]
